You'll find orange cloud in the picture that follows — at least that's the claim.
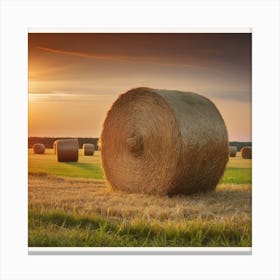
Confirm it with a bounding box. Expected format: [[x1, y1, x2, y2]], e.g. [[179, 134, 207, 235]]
[[36, 46, 212, 71]]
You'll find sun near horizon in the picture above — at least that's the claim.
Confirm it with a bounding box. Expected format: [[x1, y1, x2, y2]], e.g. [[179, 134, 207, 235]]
[[28, 33, 252, 141]]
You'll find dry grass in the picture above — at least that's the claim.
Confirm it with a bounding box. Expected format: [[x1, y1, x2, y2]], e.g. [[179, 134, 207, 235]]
[[28, 150, 251, 246], [28, 174, 251, 225]]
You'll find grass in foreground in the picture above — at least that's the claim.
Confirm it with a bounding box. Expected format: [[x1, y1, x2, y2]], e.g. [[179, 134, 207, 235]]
[[28, 150, 252, 247], [29, 209, 251, 247], [28, 174, 251, 247]]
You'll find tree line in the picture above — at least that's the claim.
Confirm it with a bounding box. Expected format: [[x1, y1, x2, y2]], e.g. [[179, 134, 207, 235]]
[[28, 137, 99, 149], [28, 137, 251, 152], [229, 141, 252, 152]]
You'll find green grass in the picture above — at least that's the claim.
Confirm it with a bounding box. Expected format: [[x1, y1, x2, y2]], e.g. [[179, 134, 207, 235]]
[[28, 149, 251, 184], [28, 150, 252, 247], [29, 209, 251, 247], [28, 149, 104, 179], [221, 155, 252, 184], [221, 167, 251, 184]]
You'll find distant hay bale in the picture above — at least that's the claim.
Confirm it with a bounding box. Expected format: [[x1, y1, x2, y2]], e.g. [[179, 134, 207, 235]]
[[101, 87, 228, 195], [53, 140, 58, 154], [56, 139, 79, 162], [82, 143, 95, 156], [241, 146, 252, 159], [229, 146, 237, 157], [32, 143, 45, 154]]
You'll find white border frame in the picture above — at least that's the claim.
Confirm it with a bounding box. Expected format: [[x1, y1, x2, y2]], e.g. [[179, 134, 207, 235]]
[[1, 0, 279, 279], [28, 247, 252, 255]]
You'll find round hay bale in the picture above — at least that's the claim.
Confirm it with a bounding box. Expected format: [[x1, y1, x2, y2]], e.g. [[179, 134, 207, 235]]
[[56, 139, 79, 162], [82, 143, 95, 156], [241, 146, 252, 159], [101, 87, 229, 195], [32, 143, 45, 154], [229, 146, 237, 157], [53, 140, 58, 154], [97, 138, 102, 151]]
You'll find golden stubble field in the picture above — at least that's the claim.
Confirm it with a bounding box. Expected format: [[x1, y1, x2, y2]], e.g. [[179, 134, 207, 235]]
[[28, 149, 252, 247], [29, 175, 251, 224]]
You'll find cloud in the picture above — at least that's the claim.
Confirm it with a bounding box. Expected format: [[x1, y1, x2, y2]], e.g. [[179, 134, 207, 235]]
[[203, 90, 251, 102], [28, 92, 117, 104], [36, 46, 212, 71]]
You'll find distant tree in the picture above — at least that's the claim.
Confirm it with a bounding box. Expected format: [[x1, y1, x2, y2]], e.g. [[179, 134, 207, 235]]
[[229, 141, 252, 151], [28, 137, 99, 149]]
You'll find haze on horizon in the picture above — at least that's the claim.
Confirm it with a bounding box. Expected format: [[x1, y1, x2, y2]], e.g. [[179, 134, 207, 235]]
[[28, 33, 251, 141]]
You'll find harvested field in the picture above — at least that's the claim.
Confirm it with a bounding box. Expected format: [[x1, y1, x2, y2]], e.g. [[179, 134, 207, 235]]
[[28, 150, 252, 247]]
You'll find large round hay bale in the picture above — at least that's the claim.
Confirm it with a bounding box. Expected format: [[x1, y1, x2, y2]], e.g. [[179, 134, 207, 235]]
[[101, 87, 228, 195], [82, 143, 95, 156], [241, 146, 252, 159], [97, 138, 102, 151], [229, 146, 237, 157], [56, 139, 79, 162], [53, 140, 58, 154], [32, 143, 45, 154]]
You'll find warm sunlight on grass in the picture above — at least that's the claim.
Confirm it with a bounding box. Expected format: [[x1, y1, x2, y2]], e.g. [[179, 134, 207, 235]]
[[28, 151, 251, 247], [28, 149, 104, 179], [28, 150, 250, 184]]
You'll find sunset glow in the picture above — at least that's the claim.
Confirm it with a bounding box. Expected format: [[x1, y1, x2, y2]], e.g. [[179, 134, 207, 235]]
[[28, 33, 251, 140]]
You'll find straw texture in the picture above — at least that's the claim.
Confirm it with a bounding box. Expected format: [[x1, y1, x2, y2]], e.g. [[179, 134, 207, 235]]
[[98, 139, 102, 151], [101, 87, 228, 195], [56, 139, 79, 162], [82, 143, 95, 156], [53, 140, 58, 154], [229, 146, 237, 157], [32, 143, 45, 154], [241, 146, 252, 159]]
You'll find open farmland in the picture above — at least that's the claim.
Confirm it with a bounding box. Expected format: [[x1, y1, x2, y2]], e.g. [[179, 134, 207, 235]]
[[28, 149, 252, 247]]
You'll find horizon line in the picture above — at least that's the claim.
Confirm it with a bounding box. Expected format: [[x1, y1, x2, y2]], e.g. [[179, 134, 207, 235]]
[[28, 136, 252, 142]]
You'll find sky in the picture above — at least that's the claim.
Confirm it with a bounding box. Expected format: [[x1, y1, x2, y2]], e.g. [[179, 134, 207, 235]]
[[28, 33, 251, 141]]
